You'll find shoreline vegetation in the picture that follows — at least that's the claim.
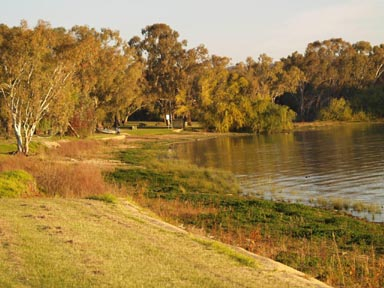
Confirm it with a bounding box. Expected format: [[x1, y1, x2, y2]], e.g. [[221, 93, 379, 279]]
[[0, 123, 383, 287], [293, 119, 384, 130]]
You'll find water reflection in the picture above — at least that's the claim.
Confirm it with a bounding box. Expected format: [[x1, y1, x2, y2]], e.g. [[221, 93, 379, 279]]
[[174, 124, 384, 222]]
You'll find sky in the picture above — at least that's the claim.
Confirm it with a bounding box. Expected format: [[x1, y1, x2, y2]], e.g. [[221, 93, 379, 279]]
[[1, 0, 384, 64]]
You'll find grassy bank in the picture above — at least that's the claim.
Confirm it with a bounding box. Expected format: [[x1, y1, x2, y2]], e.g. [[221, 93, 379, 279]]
[[107, 137, 384, 288], [1, 198, 328, 288]]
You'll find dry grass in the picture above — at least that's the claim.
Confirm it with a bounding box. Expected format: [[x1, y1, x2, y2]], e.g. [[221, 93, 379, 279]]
[[44, 139, 106, 159], [0, 198, 328, 288], [0, 157, 108, 198], [0, 139, 116, 198]]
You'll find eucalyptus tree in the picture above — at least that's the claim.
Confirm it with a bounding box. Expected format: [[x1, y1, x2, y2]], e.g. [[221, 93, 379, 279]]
[[133, 23, 188, 124], [70, 26, 144, 131], [64, 25, 102, 134], [302, 38, 358, 115], [0, 21, 74, 154], [90, 30, 142, 127], [174, 44, 210, 123], [114, 59, 146, 124], [242, 54, 299, 103], [297, 39, 384, 119], [280, 52, 308, 121], [371, 44, 384, 85]]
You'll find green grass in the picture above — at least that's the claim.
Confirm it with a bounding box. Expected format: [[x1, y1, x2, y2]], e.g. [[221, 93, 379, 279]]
[[0, 142, 16, 154], [0, 198, 313, 288], [86, 193, 117, 204], [110, 141, 240, 198], [0, 139, 41, 154], [192, 237, 257, 267], [0, 170, 37, 198]]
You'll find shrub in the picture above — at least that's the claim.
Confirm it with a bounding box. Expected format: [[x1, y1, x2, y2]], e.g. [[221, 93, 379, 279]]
[[319, 98, 353, 121], [248, 100, 296, 133], [352, 110, 370, 121]]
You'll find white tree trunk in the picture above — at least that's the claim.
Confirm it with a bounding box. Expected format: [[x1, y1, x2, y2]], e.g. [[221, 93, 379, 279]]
[[13, 122, 23, 154]]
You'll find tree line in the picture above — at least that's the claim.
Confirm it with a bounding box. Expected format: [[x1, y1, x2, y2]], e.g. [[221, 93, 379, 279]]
[[0, 21, 383, 154]]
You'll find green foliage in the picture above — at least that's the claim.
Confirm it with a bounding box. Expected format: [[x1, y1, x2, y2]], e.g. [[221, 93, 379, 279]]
[[0, 143, 17, 154], [86, 193, 117, 204], [0, 170, 37, 198], [193, 54, 299, 134], [351, 86, 384, 118], [192, 237, 257, 267], [248, 100, 296, 133], [196, 58, 248, 132], [280, 39, 384, 121], [134, 23, 189, 120], [319, 98, 353, 121], [0, 21, 74, 154]]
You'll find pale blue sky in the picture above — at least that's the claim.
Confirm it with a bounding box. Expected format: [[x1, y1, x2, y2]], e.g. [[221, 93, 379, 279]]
[[2, 0, 383, 63]]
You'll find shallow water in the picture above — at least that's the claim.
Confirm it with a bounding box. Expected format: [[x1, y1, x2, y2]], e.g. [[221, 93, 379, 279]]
[[174, 124, 384, 222]]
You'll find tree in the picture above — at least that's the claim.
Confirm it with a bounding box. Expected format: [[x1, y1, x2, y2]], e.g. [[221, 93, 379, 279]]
[[111, 60, 148, 122], [241, 54, 299, 103], [281, 52, 308, 121], [174, 45, 209, 123], [135, 23, 188, 125], [0, 21, 73, 154], [69, 26, 144, 131], [197, 56, 251, 132], [371, 44, 384, 85]]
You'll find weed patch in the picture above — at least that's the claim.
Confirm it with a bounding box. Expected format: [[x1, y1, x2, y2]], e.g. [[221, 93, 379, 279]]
[[0, 170, 37, 197], [0, 143, 16, 154]]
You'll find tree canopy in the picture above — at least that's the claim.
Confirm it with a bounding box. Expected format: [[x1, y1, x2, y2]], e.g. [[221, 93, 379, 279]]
[[0, 21, 383, 154]]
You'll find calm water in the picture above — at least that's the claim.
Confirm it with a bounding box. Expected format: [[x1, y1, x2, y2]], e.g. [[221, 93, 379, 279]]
[[174, 124, 384, 221]]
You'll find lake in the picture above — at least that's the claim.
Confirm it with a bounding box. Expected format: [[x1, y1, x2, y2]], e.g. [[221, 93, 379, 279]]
[[174, 123, 384, 222]]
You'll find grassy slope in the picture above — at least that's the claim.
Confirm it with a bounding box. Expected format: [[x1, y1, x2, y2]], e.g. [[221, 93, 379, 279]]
[[0, 198, 329, 288]]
